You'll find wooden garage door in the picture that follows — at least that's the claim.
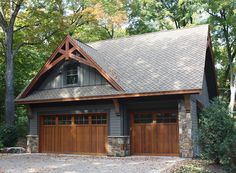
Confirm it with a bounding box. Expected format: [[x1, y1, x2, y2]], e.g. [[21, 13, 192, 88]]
[[39, 114, 108, 154], [130, 111, 179, 156]]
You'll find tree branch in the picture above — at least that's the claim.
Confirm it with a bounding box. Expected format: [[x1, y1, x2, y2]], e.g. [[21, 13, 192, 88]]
[[101, 25, 113, 38], [0, 11, 8, 31], [9, 0, 23, 28], [206, 9, 221, 19], [14, 25, 29, 32], [13, 31, 57, 56]]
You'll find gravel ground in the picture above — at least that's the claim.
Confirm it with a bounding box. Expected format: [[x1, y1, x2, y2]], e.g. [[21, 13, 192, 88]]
[[0, 154, 184, 173]]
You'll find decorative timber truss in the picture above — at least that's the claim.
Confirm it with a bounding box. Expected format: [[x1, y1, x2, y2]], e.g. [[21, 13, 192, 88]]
[[20, 35, 124, 98]]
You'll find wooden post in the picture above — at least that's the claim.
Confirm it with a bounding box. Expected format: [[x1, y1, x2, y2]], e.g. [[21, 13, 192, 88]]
[[113, 99, 120, 116], [184, 95, 191, 113]]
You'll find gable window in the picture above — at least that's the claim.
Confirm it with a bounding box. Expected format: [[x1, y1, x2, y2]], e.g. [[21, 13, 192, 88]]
[[66, 65, 78, 85]]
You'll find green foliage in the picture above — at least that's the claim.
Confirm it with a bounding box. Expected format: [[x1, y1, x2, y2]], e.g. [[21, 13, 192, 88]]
[[0, 140, 3, 149], [220, 128, 236, 172], [0, 124, 18, 147], [15, 106, 28, 138], [202, 0, 236, 89], [0, 0, 129, 125], [199, 98, 236, 171], [127, 0, 159, 35]]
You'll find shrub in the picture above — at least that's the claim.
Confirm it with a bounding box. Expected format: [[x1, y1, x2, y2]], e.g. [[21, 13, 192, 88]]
[[221, 128, 236, 172], [15, 106, 28, 137], [199, 98, 235, 165], [0, 124, 18, 147], [0, 140, 3, 149]]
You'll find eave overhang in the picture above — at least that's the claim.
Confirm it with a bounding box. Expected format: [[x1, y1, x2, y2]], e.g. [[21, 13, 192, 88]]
[[16, 88, 201, 104]]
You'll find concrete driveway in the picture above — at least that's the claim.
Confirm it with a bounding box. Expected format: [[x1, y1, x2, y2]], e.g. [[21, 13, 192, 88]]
[[0, 154, 183, 173]]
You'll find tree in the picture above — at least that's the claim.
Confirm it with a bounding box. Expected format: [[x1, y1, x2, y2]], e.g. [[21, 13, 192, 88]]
[[126, 0, 200, 35], [83, 0, 128, 39], [202, 0, 236, 115], [127, 0, 157, 35], [0, 0, 129, 125], [158, 0, 198, 29], [0, 0, 24, 125]]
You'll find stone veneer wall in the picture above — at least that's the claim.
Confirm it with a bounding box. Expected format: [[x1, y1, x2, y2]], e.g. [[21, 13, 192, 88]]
[[178, 100, 193, 158], [26, 135, 39, 153], [107, 136, 130, 156]]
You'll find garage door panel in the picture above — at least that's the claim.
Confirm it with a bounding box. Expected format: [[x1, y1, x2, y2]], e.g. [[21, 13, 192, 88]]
[[132, 125, 142, 154], [75, 126, 90, 153], [131, 112, 179, 156], [40, 114, 108, 154], [58, 126, 74, 153], [40, 126, 57, 153], [145, 125, 153, 153], [91, 125, 107, 153]]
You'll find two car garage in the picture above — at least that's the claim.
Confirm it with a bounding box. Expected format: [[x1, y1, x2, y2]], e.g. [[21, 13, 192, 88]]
[[39, 111, 179, 156]]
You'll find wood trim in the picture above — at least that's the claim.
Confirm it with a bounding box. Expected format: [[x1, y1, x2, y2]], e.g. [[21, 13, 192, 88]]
[[68, 36, 124, 91], [16, 89, 201, 104], [69, 54, 96, 68], [20, 35, 124, 98], [184, 95, 191, 113], [112, 99, 120, 115], [196, 100, 204, 110], [26, 105, 33, 118], [21, 36, 68, 98], [130, 112, 134, 155]]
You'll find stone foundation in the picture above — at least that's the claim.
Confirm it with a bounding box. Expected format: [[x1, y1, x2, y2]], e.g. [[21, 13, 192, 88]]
[[107, 136, 130, 156], [26, 135, 39, 153], [178, 100, 193, 158]]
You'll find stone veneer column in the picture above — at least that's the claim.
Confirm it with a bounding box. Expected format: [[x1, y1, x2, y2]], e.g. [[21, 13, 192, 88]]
[[178, 100, 193, 158], [107, 136, 130, 156], [26, 135, 39, 153]]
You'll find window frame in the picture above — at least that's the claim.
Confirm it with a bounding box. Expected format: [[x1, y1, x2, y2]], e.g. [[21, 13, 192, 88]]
[[133, 110, 178, 124], [58, 115, 72, 125], [65, 64, 78, 86]]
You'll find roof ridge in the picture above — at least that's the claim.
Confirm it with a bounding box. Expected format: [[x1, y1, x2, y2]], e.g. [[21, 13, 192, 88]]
[[87, 24, 209, 45], [75, 38, 98, 51]]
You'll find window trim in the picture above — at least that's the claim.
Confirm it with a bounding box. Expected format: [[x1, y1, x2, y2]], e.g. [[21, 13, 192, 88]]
[[65, 64, 79, 86], [132, 110, 178, 124], [63, 63, 107, 87]]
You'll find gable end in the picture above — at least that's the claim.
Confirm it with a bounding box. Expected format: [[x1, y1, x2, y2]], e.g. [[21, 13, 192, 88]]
[[20, 35, 124, 99]]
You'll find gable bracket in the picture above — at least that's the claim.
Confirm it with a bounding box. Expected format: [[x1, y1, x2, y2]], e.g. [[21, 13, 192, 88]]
[[184, 95, 191, 113], [68, 36, 124, 92], [21, 35, 124, 98], [113, 99, 120, 116]]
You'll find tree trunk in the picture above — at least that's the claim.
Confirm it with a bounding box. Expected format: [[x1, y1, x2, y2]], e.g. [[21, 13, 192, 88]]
[[4, 28, 15, 125], [229, 72, 236, 117]]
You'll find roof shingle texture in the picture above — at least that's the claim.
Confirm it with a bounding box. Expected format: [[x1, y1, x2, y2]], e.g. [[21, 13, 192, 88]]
[[87, 25, 208, 93], [16, 25, 209, 102]]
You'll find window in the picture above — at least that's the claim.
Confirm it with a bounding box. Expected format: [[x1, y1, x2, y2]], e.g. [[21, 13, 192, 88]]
[[156, 113, 177, 123], [92, 114, 107, 124], [58, 116, 72, 125], [133, 112, 177, 124], [75, 115, 89, 124], [66, 65, 78, 85], [43, 116, 56, 125], [134, 114, 153, 123]]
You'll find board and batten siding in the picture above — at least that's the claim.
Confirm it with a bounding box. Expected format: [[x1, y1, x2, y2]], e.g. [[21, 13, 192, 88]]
[[29, 103, 121, 136], [39, 61, 107, 90], [190, 74, 210, 157]]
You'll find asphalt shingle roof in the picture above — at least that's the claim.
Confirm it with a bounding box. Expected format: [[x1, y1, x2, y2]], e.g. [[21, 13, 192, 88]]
[[87, 25, 208, 93], [16, 25, 209, 102]]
